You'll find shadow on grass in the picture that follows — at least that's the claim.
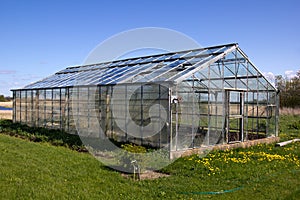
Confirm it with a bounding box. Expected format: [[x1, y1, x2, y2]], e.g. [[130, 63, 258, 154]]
[[0, 119, 86, 152]]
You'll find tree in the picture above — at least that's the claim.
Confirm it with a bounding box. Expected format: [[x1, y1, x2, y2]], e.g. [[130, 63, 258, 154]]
[[276, 70, 300, 108], [0, 95, 6, 102]]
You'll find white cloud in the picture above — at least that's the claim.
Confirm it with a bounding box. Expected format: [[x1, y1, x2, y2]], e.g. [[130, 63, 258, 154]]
[[263, 72, 275, 85], [264, 72, 275, 80], [0, 70, 16, 74], [284, 70, 297, 79]]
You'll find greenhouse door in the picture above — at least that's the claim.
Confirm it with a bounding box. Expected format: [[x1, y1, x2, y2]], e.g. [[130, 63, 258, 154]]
[[225, 90, 244, 143]]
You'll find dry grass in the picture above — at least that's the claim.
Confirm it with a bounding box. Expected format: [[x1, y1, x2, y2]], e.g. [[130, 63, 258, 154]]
[[0, 101, 12, 108], [0, 101, 12, 120], [280, 107, 300, 115], [0, 110, 12, 120]]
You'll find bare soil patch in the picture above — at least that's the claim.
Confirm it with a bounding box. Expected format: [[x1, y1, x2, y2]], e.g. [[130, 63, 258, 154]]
[[122, 170, 170, 180]]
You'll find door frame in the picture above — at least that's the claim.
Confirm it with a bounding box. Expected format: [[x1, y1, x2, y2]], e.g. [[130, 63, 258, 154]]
[[225, 89, 245, 143]]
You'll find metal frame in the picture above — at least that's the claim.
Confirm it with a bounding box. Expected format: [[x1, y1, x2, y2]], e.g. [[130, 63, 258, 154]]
[[11, 43, 279, 153]]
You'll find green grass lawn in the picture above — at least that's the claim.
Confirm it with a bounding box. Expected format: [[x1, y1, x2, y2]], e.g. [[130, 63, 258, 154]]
[[0, 115, 300, 199]]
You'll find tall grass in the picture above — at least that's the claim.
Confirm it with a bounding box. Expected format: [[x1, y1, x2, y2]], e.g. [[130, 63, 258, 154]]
[[280, 107, 300, 115]]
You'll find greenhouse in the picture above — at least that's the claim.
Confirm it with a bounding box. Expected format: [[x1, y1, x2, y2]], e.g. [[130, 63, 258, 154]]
[[12, 43, 279, 154]]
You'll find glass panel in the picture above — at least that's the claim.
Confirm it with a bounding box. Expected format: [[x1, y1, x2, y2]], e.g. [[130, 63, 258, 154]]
[[210, 65, 222, 79], [248, 63, 258, 76], [224, 64, 236, 77], [237, 64, 248, 76], [236, 79, 248, 89], [183, 50, 203, 57]]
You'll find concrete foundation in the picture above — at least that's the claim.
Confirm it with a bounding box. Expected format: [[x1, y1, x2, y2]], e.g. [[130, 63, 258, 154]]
[[170, 136, 280, 159]]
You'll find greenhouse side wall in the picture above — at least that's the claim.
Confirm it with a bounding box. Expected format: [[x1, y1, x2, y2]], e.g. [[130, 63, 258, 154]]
[[13, 88, 68, 130], [72, 84, 171, 148], [12, 83, 171, 149]]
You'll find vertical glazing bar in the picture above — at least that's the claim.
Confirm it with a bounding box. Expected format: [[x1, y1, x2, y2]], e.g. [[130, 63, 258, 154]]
[[19, 91, 22, 122], [88, 87, 90, 134], [221, 62, 225, 144], [198, 88, 201, 146], [256, 76, 259, 137], [110, 86, 113, 138], [31, 91, 34, 126], [234, 49, 238, 89], [77, 87, 79, 134], [25, 90, 27, 123], [191, 78, 195, 148], [245, 61, 249, 140], [207, 64, 211, 145], [266, 89, 269, 136], [97, 86, 103, 138], [221, 60, 225, 144], [240, 92, 244, 141], [225, 91, 229, 143], [66, 87, 70, 133], [43, 90, 46, 127], [175, 85, 178, 151], [59, 88, 62, 130], [51, 89, 54, 128], [169, 87, 172, 159], [158, 84, 161, 148], [236, 93, 239, 131], [252, 92, 255, 135], [35, 90, 39, 127], [12, 91, 16, 123], [215, 92, 218, 137], [125, 85, 128, 141], [140, 85, 143, 145], [105, 87, 110, 137]]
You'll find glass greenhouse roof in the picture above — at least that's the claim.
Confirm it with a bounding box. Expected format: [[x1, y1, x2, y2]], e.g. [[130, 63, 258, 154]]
[[20, 43, 276, 92]]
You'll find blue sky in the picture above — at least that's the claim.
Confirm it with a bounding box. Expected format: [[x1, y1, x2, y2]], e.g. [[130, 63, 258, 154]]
[[0, 0, 299, 96]]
